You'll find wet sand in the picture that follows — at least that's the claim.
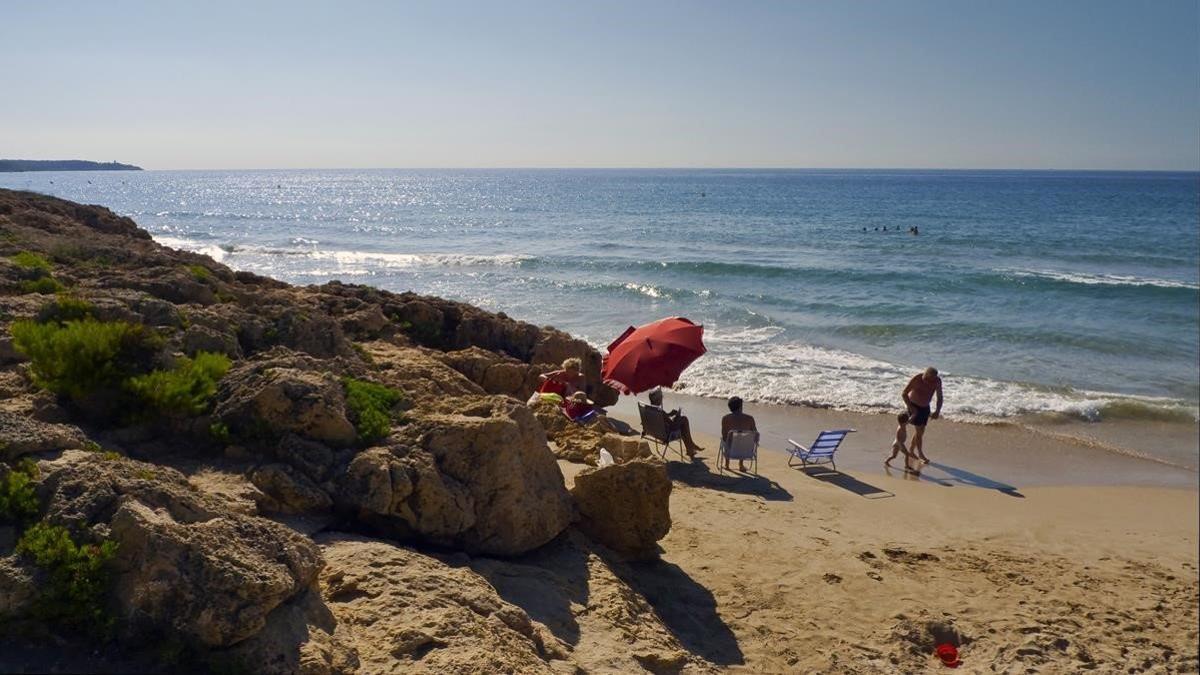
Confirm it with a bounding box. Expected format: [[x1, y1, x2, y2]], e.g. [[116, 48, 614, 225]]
[[609, 392, 1199, 489]]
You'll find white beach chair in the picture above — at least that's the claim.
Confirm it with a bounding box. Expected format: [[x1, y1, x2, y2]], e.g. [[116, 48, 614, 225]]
[[718, 430, 758, 475], [786, 429, 855, 470]]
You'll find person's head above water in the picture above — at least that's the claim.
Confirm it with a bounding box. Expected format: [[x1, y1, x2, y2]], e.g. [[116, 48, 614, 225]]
[[728, 396, 743, 413], [648, 387, 663, 406]]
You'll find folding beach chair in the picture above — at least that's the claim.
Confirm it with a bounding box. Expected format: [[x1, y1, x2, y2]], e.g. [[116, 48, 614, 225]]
[[786, 429, 855, 470], [718, 430, 758, 475], [638, 402, 686, 460]]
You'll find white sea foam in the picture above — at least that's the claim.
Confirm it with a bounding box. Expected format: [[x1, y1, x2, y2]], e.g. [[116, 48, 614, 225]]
[[153, 235, 231, 263], [670, 327, 1199, 423], [1000, 267, 1199, 290]]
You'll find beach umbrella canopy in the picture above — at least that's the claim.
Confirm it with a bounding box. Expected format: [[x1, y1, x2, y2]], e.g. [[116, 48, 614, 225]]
[[602, 317, 706, 395]]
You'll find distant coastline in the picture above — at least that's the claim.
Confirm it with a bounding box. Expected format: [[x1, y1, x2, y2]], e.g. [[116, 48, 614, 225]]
[[0, 159, 142, 172]]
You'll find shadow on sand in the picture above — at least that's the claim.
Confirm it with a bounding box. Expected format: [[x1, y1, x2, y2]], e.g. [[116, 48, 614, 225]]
[[471, 530, 745, 667], [925, 461, 1026, 497], [796, 465, 895, 499], [608, 554, 745, 667], [666, 457, 793, 502]]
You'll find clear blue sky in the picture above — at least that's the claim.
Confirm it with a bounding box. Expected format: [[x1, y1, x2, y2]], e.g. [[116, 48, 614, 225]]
[[2, 1, 1197, 170]]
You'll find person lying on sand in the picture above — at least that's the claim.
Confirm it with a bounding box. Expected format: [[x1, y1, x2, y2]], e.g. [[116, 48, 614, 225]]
[[647, 387, 704, 458], [884, 412, 912, 468], [720, 396, 758, 472]]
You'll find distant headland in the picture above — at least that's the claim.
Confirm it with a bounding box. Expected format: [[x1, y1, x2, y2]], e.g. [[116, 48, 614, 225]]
[[0, 159, 142, 172]]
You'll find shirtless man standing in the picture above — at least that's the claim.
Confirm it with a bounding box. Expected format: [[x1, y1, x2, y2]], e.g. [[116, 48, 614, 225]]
[[901, 367, 943, 463]]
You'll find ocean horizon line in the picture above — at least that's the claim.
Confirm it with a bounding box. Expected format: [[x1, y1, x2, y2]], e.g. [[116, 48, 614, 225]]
[[44, 165, 1200, 174]]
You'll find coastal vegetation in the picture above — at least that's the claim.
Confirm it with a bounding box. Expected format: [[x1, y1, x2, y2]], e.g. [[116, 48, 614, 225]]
[[342, 376, 406, 444]]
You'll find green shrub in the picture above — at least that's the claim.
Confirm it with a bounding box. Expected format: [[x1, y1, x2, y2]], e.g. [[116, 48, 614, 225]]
[[19, 277, 66, 294], [209, 421, 231, 444], [0, 459, 40, 524], [125, 351, 232, 417], [10, 319, 159, 400], [187, 264, 214, 282], [16, 522, 118, 634], [343, 377, 406, 444], [11, 251, 51, 272], [38, 294, 94, 323]]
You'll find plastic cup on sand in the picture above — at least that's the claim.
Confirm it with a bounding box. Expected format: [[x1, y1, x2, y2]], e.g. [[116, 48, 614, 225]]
[[935, 643, 960, 668]]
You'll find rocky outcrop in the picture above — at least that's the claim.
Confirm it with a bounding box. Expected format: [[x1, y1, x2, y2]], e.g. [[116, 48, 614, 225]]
[[318, 533, 566, 674], [213, 349, 358, 447], [337, 396, 573, 556], [0, 411, 85, 460], [33, 451, 348, 667], [571, 459, 672, 560], [250, 463, 333, 515], [436, 346, 544, 400]]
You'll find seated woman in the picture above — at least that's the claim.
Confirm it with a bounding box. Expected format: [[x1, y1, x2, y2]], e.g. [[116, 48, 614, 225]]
[[538, 357, 587, 396], [720, 396, 758, 472], [647, 388, 704, 457], [562, 391, 599, 423]]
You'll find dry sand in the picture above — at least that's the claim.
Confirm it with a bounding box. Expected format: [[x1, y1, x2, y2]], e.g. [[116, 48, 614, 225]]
[[557, 396, 1200, 672]]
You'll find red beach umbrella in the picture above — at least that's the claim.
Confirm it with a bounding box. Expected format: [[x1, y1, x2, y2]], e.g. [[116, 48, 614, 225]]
[[602, 317, 706, 395]]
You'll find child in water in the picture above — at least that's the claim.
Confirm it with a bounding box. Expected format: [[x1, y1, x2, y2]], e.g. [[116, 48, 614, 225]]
[[884, 412, 911, 468]]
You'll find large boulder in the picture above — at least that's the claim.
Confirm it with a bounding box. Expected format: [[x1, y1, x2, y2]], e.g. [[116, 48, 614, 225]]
[[213, 349, 357, 447], [436, 346, 543, 400], [336, 396, 573, 556], [570, 459, 672, 560], [317, 533, 565, 674], [35, 452, 332, 657]]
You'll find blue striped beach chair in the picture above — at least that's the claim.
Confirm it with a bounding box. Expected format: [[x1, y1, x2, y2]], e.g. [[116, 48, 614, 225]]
[[786, 429, 855, 470]]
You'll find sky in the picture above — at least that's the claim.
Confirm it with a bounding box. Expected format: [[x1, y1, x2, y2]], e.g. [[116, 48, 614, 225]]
[[2, 1, 1197, 170]]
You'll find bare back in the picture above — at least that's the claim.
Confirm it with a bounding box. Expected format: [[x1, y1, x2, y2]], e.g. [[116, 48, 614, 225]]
[[721, 412, 758, 441]]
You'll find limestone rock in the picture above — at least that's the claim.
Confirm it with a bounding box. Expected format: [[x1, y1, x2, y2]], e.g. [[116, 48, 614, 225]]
[[217, 588, 359, 675], [318, 533, 563, 674], [600, 432, 653, 464], [0, 554, 37, 618], [251, 463, 333, 515], [337, 396, 572, 556], [571, 459, 672, 560], [358, 341, 482, 404], [0, 411, 86, 460], [213, 350, 357, 447], [36, 452, 326, 651], [437, 346, 542, 399], [182, 323, 242, 358]]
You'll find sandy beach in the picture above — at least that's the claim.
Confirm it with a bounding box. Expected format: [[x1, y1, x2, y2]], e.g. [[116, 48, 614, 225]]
[[548, 395, 1200, 672]]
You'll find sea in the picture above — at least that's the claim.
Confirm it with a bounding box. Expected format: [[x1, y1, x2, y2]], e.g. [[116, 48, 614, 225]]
[[5, 169, 1198, 440]]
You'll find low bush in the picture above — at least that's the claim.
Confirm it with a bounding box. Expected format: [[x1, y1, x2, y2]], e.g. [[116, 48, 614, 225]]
[[19, 277, 66, 294], [0, 459, 40, 524], [11, 251, 51, 272], [38, 294, 94, 323], [16, 522, 118, 634], [343, 377, 406, 444], [187, 264, 213, 282], [10, 319, 160, 400], [126, 351, 232, 417]]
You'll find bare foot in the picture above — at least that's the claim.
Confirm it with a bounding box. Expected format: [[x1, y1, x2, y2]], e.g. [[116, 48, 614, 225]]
[[884, 458, 892, 466]]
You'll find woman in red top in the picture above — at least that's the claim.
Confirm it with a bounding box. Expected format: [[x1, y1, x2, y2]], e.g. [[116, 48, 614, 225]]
[[539, 357, 586, 397]]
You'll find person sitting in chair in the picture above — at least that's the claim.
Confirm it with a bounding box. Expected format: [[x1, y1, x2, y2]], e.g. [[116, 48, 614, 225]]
[[720, 396, 758, 472], [647, 388, 704, 457]]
